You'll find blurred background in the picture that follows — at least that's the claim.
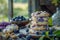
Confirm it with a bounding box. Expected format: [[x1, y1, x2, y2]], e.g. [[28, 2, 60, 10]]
[[0, 0, 59, 22], [0, 0, 28, 22]]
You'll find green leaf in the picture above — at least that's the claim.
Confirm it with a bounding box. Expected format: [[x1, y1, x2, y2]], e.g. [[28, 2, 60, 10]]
[[48, 17, 52, 26], [54, 30, 60, 37], [39, 36, 44, 40]]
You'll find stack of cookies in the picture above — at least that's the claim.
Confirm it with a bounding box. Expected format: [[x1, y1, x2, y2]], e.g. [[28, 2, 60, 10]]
[[29, 11, 50, 34]]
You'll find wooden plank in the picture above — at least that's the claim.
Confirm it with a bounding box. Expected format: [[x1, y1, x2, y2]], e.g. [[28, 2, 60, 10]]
[[35, 0, 41, 11], [32, 0, 35, 12], [8, 0, 13, 21], [28, 0, 33, 18]]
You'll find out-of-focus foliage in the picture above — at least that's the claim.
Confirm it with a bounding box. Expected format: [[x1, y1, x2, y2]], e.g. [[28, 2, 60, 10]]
[[13, 0, 28, 3], [13, 0, 28, 18], [52, 0, 60, 6], [0, 0, 8, 22], [0, 0, 6, 4], [0, 0, 8, 14], [0, 0, 28, 22], [39, 36, 44, 40], [54, 30, 60, 37]]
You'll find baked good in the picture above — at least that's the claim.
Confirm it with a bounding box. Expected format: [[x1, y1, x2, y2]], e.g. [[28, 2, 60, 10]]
[[10, 33, 17, 39], [29, 11, 50, 34]]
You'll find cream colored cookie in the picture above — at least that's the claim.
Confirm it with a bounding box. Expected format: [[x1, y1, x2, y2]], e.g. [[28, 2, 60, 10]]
[[29, 29, 35, 34], [10, 33, 17, 39], [37, 22, 48, 25]]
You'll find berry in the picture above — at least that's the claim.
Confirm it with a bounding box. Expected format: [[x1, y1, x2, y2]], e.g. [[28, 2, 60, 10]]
[[36, 32, 40, 35]]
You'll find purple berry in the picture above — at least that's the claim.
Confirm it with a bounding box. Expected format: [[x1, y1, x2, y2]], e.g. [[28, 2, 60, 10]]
[[38, 18, 44, 22]]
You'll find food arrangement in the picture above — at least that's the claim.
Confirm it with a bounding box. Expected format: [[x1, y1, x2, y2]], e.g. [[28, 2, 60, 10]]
[[11, 16, 30, 26], [12, 16, 26, 21], [29, 11, 50, 34], [0, 11, 60, 40]]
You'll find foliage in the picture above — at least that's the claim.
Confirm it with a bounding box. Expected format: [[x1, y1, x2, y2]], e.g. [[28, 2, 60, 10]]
[[39, 36, 44, 40], [0, 0, 6, 4], [0, 0, 8, 22], [52, 0, 60, 6], [13, 0, 28, 3], [54, 30, 60, 37], [13, 8, 28, 18], [0, 0, 28, 22], [48, 17, 53, 26]]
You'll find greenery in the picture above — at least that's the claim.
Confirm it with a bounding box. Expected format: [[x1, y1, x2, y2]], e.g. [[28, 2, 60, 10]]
[[13, 3, 28, 18], [48, 17, 53, 26], [13, 0, 28, 3], [52, 0, 60, 6], [0, 0, 28, 22], [0, 0, 8, 22], [54, 30, 60, 37], [0, 0, 60, 22]]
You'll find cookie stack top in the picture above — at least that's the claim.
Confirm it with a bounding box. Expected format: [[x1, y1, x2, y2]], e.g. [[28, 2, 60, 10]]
[[29, 11, 50, 34]]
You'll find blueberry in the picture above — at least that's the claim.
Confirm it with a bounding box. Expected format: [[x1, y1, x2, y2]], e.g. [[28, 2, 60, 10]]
[[13, 19, 15, 21], [26, 29, 29, 32], [14, 30, 19, 34], [21, 16, 23, 18], [0, 29, 2, 32], [18, 34, 24, 38], [18, 16, 21, 19], [15, 19, 19, 21], [49, 30, 53, 35], [36, 32, 40, 35], [18, 34, 23, 38], [13, 16, 26, 22], [41, 31, 45, 35], [18, 19, 22, 21], [26, 35, 32, 40], [21, 16, 26, 21]]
